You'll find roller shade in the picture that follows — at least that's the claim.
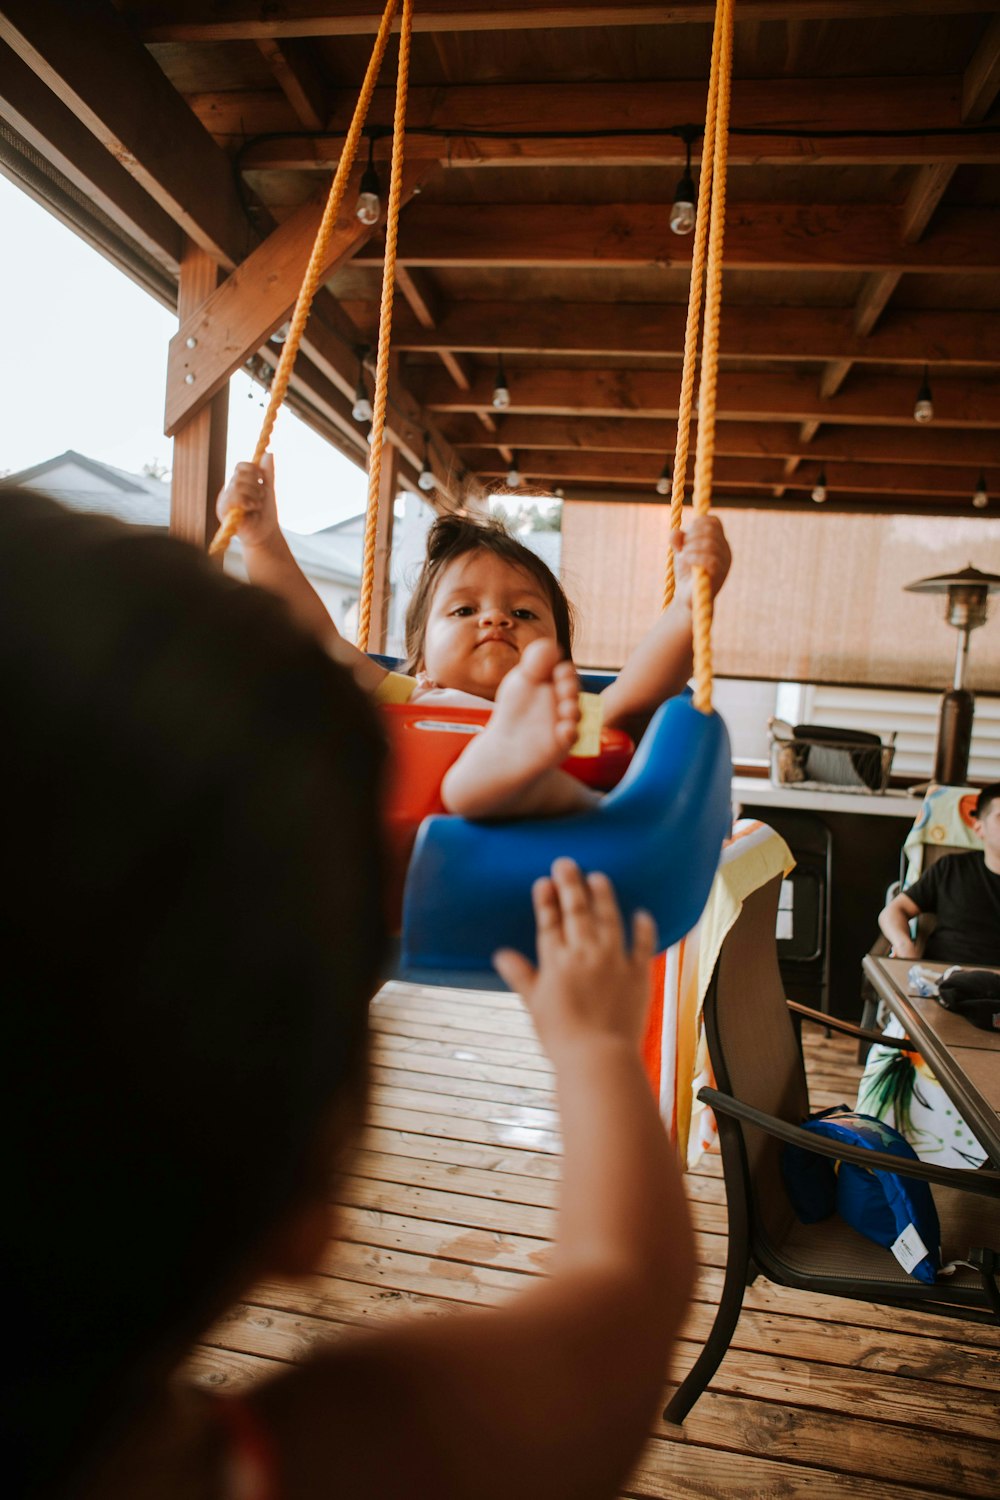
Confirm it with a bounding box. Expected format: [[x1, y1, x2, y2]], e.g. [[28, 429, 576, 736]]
[[561, 501, 1000, 691]]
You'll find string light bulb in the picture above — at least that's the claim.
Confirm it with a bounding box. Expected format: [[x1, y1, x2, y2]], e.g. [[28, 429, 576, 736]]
[[507, 453, 521, 487], [973, 471, 989, 509], [655, 460, 672, 496], [351, 350, 373, 422], [417, 432, 436, 492], [492, 355, 510, 410], [913, 365, 934, 424], [811, 466, 828, 504], [355, 136, 381, 226], [670, 132, 697, 236]]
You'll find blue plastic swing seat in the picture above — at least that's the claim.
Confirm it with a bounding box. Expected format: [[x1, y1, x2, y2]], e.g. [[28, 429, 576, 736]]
[[397, 692, 733, 988]]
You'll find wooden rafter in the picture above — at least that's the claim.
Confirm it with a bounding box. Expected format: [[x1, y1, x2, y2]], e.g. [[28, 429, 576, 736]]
[[550, 487, 984, 516], [819, 16, 1000, 399], [962, 13, 1000, 122], [389, 302, 1000, 367], [255, 37, 331, 132], [0, 41, 183, 275], [136, 1, 1000, 44], [394, 265, 473, 388], [0, 0, 250, 269], [226, 74, 1000, 170], [351, 202, 1000, 273], [476, 450, 989, 497], [421, 367, 1000, 428], [442, 416, 1000, 469]]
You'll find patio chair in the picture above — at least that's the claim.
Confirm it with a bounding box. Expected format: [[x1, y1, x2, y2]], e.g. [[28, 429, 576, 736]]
[[665, 874, 1000, 1426]]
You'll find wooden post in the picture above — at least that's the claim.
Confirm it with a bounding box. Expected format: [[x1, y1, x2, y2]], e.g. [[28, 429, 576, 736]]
[[169, 241, 229, 547], [367, 438, 399, 654]]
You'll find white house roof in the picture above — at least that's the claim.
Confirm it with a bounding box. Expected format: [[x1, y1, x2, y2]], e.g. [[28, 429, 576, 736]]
[[6, 450, 363, 589], [8, 450, 171, 528]]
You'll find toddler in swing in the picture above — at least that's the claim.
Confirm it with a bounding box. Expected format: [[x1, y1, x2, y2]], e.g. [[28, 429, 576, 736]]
[[4, 483, 694, 1500], [218, 454, 731, 820]]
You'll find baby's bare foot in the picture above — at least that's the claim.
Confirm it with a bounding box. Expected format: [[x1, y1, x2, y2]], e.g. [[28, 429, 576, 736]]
[[442, 640, 589, 820]]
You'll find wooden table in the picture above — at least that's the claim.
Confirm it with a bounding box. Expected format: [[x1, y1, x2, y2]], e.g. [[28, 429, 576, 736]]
[[861, 955, 1000, 1166]]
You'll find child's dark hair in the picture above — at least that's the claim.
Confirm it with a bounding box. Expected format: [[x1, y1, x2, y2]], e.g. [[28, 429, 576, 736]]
[[0, 486, 388, 1497], [976, 783, 1000, 819], [404, 513, 574, 676]]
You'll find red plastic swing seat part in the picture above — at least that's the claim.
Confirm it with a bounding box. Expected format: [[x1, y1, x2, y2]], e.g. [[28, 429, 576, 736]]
[[379, 700, 635, 925]]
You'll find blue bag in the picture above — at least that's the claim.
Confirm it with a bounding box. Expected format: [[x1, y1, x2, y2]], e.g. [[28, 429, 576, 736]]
[[781, 1106, 941, 1284]]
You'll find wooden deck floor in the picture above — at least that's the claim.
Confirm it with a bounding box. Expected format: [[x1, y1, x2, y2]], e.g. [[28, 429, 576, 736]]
[[190, 979, 1000, 1498]]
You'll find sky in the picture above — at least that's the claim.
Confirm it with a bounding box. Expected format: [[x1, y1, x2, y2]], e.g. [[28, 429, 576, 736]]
[[0, 174, 369, 533]]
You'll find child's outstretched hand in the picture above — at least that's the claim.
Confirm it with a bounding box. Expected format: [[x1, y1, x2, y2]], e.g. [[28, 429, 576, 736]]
[[216, 452, 280, 550], [493, 858, 656, 1057], [671, 514, 731, 605]]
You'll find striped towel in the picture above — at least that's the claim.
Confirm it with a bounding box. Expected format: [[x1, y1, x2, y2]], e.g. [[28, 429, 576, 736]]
[[642, 819, 794, 1168]]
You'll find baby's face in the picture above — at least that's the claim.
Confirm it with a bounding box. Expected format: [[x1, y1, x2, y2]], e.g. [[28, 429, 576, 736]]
[[420, 550, 559, 700]]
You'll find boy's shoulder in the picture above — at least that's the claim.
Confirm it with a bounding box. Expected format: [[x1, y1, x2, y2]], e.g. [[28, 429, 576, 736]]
[[916, 850, 984, 894]]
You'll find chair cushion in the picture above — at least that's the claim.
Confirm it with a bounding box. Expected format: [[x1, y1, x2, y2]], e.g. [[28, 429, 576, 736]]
[[781, 1107, 941, 1284]]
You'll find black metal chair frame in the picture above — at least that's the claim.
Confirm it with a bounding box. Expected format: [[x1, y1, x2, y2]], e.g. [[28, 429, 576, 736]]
[[665, 877, 1000, 1427]]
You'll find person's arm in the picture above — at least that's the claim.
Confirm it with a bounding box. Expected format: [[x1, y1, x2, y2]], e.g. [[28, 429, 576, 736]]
[[257, 860, 694, 1500], [600, 514, 731, 737], [878, 891, 922, 959], [217, 456, 387, 693]]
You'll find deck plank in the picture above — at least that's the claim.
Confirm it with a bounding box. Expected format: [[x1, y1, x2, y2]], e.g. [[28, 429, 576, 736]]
[[190, 979, 1000, 1497]]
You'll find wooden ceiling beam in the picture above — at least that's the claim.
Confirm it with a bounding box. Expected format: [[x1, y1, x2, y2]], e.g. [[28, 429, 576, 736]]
[[161, 158, 467, 505], [137, 2, 1000, 44], [255, 343, 370, 464], [392, 302, 1000, 367], [255, 38, 331, 132], [853, 272, 902, 338], [394, 265, 442, 329], [219, 120, 1000, 172], [421, 366, 1000, 428], [818, 360, 853, 402], [900, 162, 957, 244], [476, 449, 988, 496], [962, 13, 1000, 123], [230, 74, 1000, 169], [165, 165, 428, 433], [395, 264, 478, 394], [298, 301, 467, 505], [557, 485, 982, 517], [443, 414, 1000, 468], [0, 41, 183, 275], [0, 0, 250, 269], [352, 203, 1000, 273], [826, 19, 1000, 392]]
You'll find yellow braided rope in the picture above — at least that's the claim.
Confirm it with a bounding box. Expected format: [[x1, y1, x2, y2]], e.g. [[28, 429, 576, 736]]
[[662, 13, 724, 609], [208, 0, 400, 558], [690, 0, 734, 714], [357, 0, 414, 652]]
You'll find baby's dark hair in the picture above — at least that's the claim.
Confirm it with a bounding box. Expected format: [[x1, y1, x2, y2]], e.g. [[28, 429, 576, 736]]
[[976, 782, 1000, 819], [403, 513, 574, 676], [0, 487, 388, 1496]]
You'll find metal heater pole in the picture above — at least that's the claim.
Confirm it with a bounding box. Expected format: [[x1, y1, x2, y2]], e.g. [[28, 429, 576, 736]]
[[933, 627, 974, 786]]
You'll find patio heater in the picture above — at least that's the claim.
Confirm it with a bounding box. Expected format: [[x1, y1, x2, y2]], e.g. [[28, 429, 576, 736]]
[[903, 565, 1000, 786]]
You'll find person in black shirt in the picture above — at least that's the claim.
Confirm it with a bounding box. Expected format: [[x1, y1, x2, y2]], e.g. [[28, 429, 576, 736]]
[[879, 783, 1000, 966]]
